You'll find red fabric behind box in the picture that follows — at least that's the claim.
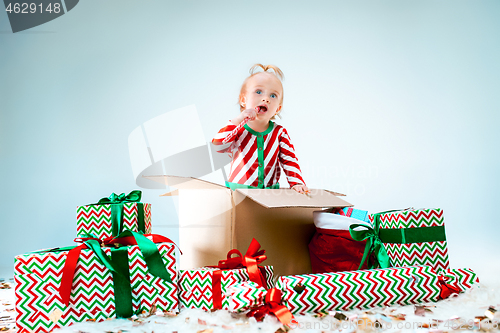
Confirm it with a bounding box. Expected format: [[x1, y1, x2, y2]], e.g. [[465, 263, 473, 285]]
[[308, 227, 368, 273]]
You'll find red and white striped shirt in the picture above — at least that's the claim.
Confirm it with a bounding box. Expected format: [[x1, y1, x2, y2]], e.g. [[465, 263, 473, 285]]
[[212, 121, 305, 188]]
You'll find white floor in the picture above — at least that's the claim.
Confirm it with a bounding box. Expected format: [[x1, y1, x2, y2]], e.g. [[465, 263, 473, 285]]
[[2, 278, 500, 333]]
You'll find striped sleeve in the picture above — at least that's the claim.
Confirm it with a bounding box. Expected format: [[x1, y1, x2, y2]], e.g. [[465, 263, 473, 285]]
[[278, 127, 306, 187], [212, 121, 241, 153]]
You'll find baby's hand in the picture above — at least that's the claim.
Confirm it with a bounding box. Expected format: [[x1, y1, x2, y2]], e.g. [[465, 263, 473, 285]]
[[240, 108, 258, 121], [292, 184, 310, 194]]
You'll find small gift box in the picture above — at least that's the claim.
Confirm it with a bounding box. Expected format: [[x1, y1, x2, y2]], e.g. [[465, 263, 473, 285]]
[[178, 239, 273, 311], [228, 282, 294, 326], [15, 231, 178, 333], [76, 190, 152, 239], [276, 265, 477, 315], [366, 208, 450, 272]]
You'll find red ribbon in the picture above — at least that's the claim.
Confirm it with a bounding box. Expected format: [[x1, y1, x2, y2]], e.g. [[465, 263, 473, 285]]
[[210, 238, 268, 310], [438, 275, 462, 299], [59, 233, 179, 306], [247, 288, 294, 326]]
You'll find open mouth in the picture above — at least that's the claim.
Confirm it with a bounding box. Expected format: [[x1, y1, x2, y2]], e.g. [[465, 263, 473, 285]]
[[257, 105, 268, 113]]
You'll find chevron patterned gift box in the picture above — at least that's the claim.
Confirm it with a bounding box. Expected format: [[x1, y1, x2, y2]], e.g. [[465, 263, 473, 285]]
[[369, 208, 450, 272], [76, 191, 152, 239], [178, 266, 273, 311], [276, 265, 457, 315], [440, 268, 479, 292], [15, 242, 178, 333]]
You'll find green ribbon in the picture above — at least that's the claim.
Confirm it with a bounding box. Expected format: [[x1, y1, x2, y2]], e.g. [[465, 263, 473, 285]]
[[378, 226, 447, 244], [349, 222, 392, 270], [225, 181, 280, 190], [95, 190, 145, 236], [36, 230, 171, 318], [111, 247, 133, 318]]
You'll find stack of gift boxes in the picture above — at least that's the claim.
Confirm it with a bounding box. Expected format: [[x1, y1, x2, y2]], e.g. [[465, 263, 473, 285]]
[[14, 191, 479, 331]]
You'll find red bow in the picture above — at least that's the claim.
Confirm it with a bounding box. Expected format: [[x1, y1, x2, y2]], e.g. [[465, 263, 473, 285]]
[[438, 275, 462, 299], [210, 238, 268, 310], [247, 288, 294, 326], [215, 238, 267, 288]]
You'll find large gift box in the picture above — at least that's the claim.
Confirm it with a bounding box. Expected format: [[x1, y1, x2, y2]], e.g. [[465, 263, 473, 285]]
[[275, 265, 478, 315], [144, 175, 352, 277], [368, 208, 450, 272], [15, 233, 178, 333], [76, 190, 152, 239], [178, 265, 274, 311]]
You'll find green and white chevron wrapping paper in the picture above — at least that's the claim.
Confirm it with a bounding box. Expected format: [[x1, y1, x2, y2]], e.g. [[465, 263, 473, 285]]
[[440, 268, 479, 292], [178, 266, 273, 311], [370, 208, 450, 272], [276, 265, 442, 315], [227, 281, 267, 312], [15, 242, 178, 333], [76, 202, 152, 239]]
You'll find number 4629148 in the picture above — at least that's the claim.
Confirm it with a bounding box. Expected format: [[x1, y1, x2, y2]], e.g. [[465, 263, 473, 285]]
[[5, 3, 62, 14]]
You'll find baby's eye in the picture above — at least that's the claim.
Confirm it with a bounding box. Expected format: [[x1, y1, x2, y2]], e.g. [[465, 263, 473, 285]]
[[256, 90, 262, 94], [270, 93, 277, 98]]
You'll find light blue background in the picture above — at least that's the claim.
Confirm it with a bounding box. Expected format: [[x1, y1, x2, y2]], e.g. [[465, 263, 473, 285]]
[[1, 1, 499, 284]]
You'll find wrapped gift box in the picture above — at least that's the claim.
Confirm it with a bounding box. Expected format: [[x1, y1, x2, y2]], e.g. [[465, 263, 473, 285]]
[[77, 201, 152, 239], [277, 265, 446, 315], [369, 208, 450, 272], [15, 242, 178, 333], [440, 268, 479, 292], [178, 266, 273, 311]]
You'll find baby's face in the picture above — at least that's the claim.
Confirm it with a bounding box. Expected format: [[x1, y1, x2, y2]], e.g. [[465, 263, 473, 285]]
[[240, 73, 283, 122]]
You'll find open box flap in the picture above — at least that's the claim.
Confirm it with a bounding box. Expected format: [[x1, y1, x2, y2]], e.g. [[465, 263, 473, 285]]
[[235, 188, 352, 209], [143, 175, 226, 191]]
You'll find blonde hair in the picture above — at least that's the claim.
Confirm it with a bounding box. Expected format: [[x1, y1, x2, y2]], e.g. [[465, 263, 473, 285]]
[[239, 64, 284, 119]]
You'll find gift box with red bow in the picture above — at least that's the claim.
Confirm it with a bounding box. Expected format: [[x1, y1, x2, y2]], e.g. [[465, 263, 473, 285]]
[[15, 231, 179, 333], [178, 239, 274, 311], [275, 265, 478, 315], [76, 190, 152, 239]]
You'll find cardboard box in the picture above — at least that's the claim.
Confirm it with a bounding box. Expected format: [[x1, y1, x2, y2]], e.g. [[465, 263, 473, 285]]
[[144, 175, 352, 277]]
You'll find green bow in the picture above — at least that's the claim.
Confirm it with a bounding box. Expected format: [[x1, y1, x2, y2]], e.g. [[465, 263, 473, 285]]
[[349, 211, 394, 270], [94, 190, 145, 236]]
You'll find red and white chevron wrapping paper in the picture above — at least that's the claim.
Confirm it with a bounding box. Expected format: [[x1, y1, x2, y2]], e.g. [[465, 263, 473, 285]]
[[178, 266, 273, 311], [370, 208, 450, 272], [76, 202, 152, 239], [15, 242, 178, 333], [276, 265, 478, 315]]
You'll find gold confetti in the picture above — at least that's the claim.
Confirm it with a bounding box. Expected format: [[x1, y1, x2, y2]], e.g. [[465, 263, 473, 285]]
[[196, 329, 213, 333], [486, 307, 497, 320], [313, 311, 328, 318], [48, 308, 63, 323], [332, 312, 347, 321], [415, 305, 426, 317]]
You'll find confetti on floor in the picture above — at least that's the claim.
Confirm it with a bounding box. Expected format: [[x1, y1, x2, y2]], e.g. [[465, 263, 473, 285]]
[[1, 278, 499, 333]]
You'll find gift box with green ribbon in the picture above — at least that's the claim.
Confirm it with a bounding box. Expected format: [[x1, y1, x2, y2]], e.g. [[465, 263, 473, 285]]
[[14, 231, 179, 333], [276, 265, 478, 315], [178, 239, 274, 311], [352, 208, 450, 272], [76, 190, 152, 239]]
